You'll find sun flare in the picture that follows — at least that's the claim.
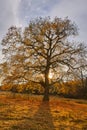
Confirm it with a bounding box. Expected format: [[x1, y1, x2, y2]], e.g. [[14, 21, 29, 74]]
[[48, 72, 53, 79]]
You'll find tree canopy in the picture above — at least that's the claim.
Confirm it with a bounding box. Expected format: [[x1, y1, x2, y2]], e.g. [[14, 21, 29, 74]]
[[1, 17, 87, 101]]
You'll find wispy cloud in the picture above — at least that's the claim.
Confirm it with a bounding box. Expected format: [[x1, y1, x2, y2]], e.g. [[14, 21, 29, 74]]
[[49, 0, 87, 43], [0, 0, 21, 40], [0, 0, 21, 61], [19, 0, 59, 25], [0, 0, 87, 44], [18, 0, 87, 43]]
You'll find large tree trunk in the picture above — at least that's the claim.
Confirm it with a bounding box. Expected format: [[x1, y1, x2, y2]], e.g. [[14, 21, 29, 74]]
[[43, 85, 49, 101], [42, 65, 50, 101]]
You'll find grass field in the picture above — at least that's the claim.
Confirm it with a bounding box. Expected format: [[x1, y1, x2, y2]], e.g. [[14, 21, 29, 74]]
[[0, 91, 87, 130]]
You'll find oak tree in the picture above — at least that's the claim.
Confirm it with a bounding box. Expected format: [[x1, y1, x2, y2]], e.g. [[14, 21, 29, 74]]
[[1, 17, 87, 101]]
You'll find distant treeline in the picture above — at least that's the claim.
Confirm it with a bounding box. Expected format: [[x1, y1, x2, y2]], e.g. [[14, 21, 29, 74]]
[[0, 78, 87, 99]]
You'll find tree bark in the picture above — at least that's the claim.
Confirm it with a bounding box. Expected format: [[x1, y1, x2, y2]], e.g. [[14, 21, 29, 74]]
[[43, 70, 50, 101], [43, 85, 49, 101]]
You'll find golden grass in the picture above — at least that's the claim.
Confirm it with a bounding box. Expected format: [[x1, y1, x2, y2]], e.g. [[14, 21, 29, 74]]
[[0, 91, 87, 130]]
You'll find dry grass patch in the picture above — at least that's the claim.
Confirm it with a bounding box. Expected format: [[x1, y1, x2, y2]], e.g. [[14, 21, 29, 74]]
[[0, 92, 87, 130]]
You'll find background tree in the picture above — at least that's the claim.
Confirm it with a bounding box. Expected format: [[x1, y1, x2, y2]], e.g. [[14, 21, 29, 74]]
[[1, 17, 87, 101]]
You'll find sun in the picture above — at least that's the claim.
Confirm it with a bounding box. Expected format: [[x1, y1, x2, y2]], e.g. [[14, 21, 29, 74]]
[[48, 72, 53, 79]]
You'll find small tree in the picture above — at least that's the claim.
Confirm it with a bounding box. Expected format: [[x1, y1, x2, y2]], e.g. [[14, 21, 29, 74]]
[[2, 17, 87, 101]]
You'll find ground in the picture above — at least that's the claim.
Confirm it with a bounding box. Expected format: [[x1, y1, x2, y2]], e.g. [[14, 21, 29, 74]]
[[0, 91, 87, 130]]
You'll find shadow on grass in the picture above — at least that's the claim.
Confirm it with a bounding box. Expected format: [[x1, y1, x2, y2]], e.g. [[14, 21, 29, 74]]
[[11, 101, 55, 130], [32, 102, 55, 130]]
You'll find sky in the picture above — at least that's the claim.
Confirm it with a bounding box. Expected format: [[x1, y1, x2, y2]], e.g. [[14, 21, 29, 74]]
[[0, 0, 87, 61]]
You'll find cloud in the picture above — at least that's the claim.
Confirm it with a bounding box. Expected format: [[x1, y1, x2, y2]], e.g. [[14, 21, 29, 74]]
[[0, 0, 21, 61], [0, 0, 21, 40], [18, 0, 87, 43], [0, 0, 87, 44], [49, 0, 87, 43], [19, 0, 59, 25]]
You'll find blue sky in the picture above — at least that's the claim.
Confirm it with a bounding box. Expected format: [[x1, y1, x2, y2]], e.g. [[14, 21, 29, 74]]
[[0, 0, 87, 60]]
